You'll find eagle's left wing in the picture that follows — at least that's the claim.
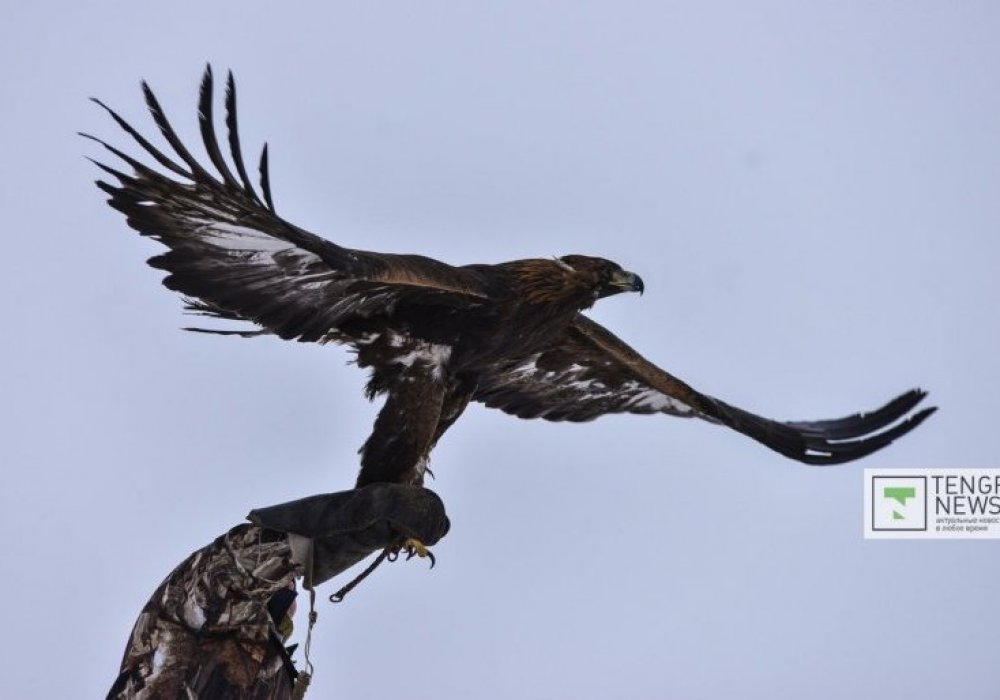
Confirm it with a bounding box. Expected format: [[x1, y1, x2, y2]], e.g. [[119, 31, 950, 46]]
[[83, 67, 493, 346], [474, 315, 936, 465]]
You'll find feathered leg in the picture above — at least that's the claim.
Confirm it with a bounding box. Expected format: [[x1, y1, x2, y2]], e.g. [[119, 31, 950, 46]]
[[429, 377, 476, 450], [357, 374, 446, 488]]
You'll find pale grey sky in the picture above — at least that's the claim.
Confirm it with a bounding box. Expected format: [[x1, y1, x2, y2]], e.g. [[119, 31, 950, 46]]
[[2, 2, 998, 698]]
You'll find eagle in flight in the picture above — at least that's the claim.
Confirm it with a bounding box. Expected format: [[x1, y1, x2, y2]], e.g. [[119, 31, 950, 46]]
[[85, 67, 935, 488]]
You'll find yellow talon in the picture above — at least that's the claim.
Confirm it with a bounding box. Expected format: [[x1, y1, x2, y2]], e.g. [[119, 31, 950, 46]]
[[403, 538, 429, 558], [399, 538, 436, 568]]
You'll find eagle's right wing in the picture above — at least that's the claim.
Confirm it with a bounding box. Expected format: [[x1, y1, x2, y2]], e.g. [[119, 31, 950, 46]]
[[474, 314, 936, 465], [85, 66, 493, 344]]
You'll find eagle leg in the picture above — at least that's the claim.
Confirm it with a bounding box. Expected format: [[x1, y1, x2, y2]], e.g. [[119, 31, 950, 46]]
[[357, 371, 447, 488], [430, 378, 476, 447]]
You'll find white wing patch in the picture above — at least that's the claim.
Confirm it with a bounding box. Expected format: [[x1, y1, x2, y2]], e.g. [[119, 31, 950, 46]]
[[477, 354, 697, 421], [620, 383, 694, 413], [185, 218, 334, 285], [195, 220, 293, 253], [169, 215, 406, 343]]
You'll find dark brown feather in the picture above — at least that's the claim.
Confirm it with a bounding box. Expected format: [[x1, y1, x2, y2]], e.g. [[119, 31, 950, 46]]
[[474, 315, 935, 464], [87, 67, 935, 485]]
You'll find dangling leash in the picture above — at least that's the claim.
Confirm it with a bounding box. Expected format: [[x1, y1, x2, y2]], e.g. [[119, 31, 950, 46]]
[[292, 538, 435, 697], [328, 546, 393, 603], [329, 538, 435, 604], [291, 539, 318, 700], [289, 587, 315, 700]]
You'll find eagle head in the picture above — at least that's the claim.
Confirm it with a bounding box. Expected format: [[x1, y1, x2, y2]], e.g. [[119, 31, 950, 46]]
[[558, 255, 645, 299]]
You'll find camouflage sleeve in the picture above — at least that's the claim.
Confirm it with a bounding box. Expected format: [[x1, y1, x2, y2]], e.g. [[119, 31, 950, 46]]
[[108, 484, 449, 700], [108, 524, 301, 700]]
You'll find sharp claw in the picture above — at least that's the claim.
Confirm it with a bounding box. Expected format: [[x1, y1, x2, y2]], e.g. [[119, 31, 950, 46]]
[[399, 538, 436, 568]]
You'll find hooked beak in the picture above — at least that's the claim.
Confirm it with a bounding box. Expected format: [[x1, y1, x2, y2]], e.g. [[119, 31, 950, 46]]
[[610, 269, 645, 295]]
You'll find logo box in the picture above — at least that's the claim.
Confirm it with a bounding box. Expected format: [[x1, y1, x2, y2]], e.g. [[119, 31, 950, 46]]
[[864, 469, 1000, 540], [870, 475, 927, 532]]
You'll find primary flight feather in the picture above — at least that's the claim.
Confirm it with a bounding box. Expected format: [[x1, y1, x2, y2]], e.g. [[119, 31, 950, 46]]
[[85, 66, 935, 487]]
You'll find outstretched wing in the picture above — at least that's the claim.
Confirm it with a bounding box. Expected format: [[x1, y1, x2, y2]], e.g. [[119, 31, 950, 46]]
[[474, 315, 936, 465], [84, 66, 492, 344]]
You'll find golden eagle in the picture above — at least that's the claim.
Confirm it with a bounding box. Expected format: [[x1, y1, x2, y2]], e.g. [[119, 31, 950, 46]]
[[85, 67, 935, 488]]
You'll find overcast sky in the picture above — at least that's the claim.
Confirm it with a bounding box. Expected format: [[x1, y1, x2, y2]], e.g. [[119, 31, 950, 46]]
[[2, 2, 999, 698]]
